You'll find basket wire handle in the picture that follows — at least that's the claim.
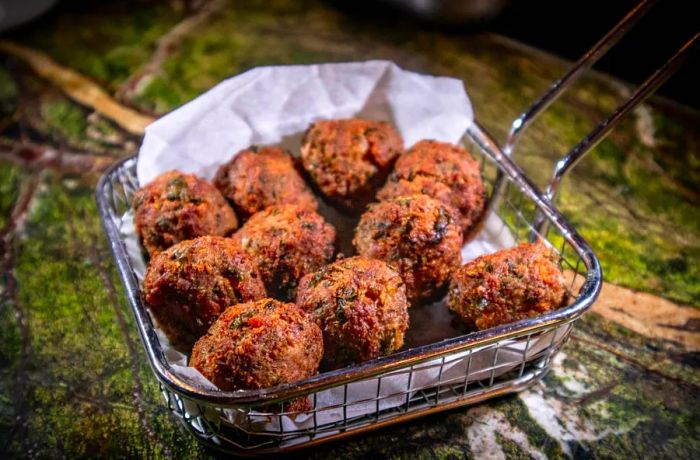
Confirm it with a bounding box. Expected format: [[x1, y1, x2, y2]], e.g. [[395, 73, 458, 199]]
[[503, 0, 657, 157], [544, 33, 699, 203], [533, 32, 699, 236]]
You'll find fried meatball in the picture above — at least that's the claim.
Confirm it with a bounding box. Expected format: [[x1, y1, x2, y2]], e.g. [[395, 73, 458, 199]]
[[132, 170, 238, 256], [142, 236, 266, 350], [190, 299, 323, 400], [214, 146, 318, 219], [353, 194, 463, 302], [447, 242, 568, 330], [232, 205, 336, 300], [301, 118, 403, 210], [378, 140, 487, 239], [296, 256, 409, 370]]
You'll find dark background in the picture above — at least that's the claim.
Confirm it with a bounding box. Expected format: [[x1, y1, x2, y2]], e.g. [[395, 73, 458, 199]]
[[490, 0, 698, 109], [345, 0, 699, 109]]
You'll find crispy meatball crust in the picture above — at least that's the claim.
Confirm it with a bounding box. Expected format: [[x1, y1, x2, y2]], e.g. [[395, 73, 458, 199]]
[[190, 299, 323, 395], [133, 170, 238, 256], [231, 205, 336, 300], [301, 118, 403, 210], [447, 242, 568, 330], [378, 140, 486, 239], [143, 236, 266, 350], [353, 194, 463, 302], [296, 256, 409, 370], [214, 146, 317, 219]]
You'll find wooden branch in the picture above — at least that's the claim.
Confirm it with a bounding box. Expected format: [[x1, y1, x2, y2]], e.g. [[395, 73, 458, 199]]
[[0, 40, 154, 135]]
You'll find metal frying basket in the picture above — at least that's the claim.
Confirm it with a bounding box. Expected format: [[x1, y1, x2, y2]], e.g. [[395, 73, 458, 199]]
[[96, 122, 597, 455], [96, 1, 696, 454]]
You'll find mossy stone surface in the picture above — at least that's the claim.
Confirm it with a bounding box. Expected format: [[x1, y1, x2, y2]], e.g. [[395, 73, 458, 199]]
[[0, 0, 698, 458], [8, 1, 185, 94]]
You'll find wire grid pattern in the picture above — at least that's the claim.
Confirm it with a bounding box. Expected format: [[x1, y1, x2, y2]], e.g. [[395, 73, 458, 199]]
[[160, 322, 574, 453], [97, 127, 594, 454]]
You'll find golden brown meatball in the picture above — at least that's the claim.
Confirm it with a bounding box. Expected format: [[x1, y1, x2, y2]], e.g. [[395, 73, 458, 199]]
[[231, 204, 336, 300], [301, 118, 403, 210], [353, 194, 463, 302], [296, 256, 409, 370], [447, 242, 568, 331], [190, 299, 323, 400], [378, 140, 487, 239], [142, 236, 266, 350], [132, 170, 238, 256], [214, 146, 318, 219]]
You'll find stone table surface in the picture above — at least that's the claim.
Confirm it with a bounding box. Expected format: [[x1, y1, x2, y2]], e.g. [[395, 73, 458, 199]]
[[1, 1, 699, 458]]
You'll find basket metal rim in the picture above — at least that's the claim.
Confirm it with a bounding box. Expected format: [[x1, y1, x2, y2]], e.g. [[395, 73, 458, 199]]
[[95, 121, 602, 407], [173, 367, 548, 456]]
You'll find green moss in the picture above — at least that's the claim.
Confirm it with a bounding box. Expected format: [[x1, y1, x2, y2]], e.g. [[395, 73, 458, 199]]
[[4, 173, 207, 458], [652, 113, 700, 194], [135, 75, 185, 115], [89, 113, 121, 140], [0, 161, 25, 229], [494, 398, 567, 459], [10, 1, 184, 92], [30, 94, 126, 152], [0, 66, 18, 116], [40, 99, 87, 140], [553, 131, 700, 304], [432, 445, 467, 460], [136, 6, 340, 114], [493, 432, 534, 459], [0, 285, 22, 451], [580, 314, 700, 387], [555, 314, 700, 454]]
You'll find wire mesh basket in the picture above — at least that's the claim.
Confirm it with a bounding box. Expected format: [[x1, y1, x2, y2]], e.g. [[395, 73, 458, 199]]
[[96, 120, 600, 454], [96, 1, 697, 453]]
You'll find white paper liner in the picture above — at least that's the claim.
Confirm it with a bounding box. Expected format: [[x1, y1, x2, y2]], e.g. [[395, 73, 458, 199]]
[[137, 60, 474, 185], [128, 60, 566, 438]]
